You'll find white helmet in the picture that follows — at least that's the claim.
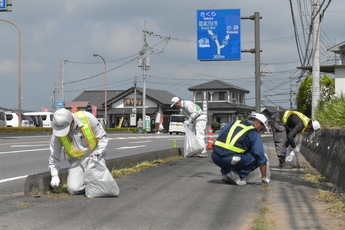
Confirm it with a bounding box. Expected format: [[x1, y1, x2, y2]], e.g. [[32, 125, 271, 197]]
[[251, 113, 269, 131], [312, 120, 320, 131], [170, 97, 180, 107]]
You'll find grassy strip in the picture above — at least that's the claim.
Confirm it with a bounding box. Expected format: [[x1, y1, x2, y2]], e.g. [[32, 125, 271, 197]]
[[46, 155, 183, 197], [249, 184, 276, 230], [111, 156, 182, 178], [305, 172, 345, 217]]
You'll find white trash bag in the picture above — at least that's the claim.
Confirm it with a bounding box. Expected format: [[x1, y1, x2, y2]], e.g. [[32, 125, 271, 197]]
[[286, 151, 295, 162], [184, 126, 204, 158], [84, 156, 120, 198]]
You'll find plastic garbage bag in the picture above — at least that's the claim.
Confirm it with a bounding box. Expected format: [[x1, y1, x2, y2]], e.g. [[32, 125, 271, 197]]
[[84, 156, 120, 198], [245, 153, 271, 183], [184, 126, 204, 158]]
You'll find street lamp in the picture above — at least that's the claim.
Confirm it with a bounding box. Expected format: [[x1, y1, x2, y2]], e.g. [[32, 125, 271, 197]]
[[0, 19, 21, 126], [92, 53, 107, 127]]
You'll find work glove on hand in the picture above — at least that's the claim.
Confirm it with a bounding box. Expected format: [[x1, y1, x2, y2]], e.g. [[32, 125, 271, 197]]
[[293, 147, 300, 154], [262, 177, 270, 184], [91, 151, 102, 159], [183, 120, 191, 127], [50, 175, 60, 188]]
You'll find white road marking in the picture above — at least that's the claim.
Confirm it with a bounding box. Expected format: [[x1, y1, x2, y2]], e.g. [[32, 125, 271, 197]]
[[11, 144, 48, 147], [0, 175, 27, 184], [129, 140, 151, 144], [116, 145, 146, 149], [0, 148, 49, 155]]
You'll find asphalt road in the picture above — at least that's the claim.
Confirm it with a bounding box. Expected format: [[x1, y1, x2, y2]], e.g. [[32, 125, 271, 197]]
[[0, 151, 264, 230], [0, 133, 268, 230], [0, 133, 186, 195]]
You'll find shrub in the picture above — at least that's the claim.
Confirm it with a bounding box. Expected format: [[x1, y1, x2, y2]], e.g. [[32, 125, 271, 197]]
[[210, 121, 220, 131]]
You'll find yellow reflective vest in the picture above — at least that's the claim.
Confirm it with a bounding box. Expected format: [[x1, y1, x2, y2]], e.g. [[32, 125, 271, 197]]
[[58, 111, 98, 158], [282, 110, 311, 134], [213, 120, 255, 154]]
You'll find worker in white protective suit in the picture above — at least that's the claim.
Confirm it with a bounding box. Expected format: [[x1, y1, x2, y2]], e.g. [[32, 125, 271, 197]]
[[171, 97, 208, 157], [49, 108, 108, 194]]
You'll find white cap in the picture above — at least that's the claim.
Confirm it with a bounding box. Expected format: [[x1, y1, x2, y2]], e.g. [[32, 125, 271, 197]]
[[170, 97, 180, 107], [52, 108, 73, 137], [251, 113, 269, 131], [312, 120, 320, 131]]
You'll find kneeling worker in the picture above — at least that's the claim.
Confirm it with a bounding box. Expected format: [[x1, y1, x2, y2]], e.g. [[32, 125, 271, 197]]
[[49, 108, 109, 194], [211, 113, 270, 185]]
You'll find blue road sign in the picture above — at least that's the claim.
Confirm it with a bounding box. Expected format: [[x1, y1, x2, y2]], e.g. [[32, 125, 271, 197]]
[[197, 9, 241, 61], [0, 0, 7, 10], [56, 101, 65, 108]]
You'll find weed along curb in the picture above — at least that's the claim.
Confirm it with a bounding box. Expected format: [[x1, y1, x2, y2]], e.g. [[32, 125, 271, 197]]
[[24, 148, 183, 196]]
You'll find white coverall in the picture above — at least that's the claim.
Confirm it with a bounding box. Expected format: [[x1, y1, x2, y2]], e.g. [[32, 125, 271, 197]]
[[49, 111, 108, 194], [181, 100, 207, 154]]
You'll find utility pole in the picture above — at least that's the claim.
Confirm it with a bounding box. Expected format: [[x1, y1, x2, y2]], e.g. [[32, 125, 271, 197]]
[[51, 83, 57, 112], [311, 0, 320, 118], [241, 12, 262, 113], [254, 12, 261, 113], [133, 76, 137, 114], [60, 57, 66, 101], [139, 22, 151, 130]]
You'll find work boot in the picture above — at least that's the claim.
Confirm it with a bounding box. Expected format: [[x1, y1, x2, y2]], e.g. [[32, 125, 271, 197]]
[[227, 171, 247, 186], [279, 156, 286, 168], [222, 175, 232, 184]]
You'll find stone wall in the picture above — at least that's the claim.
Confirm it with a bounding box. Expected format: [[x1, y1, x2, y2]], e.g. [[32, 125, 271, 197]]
[[300, 129, 345, 190]]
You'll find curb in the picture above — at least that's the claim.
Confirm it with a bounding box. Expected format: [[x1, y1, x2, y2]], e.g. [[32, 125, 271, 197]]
[[24, 147, 183, 195]]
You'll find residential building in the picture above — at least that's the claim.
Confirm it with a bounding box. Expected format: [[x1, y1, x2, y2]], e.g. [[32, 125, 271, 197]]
[[68, 80, 256, 132], [188, 80, 254, 128]]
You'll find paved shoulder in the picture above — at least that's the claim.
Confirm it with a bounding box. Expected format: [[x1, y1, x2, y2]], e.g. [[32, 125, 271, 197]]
[[1, 156, 265, 230]]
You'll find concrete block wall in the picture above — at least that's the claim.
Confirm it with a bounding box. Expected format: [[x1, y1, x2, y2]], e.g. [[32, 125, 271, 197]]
[[300, 129, 345, 190]]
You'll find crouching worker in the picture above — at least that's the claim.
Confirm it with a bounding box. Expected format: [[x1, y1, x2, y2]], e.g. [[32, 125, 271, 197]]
[[211, 113, 270, 186], [49, 108, 108, 194]]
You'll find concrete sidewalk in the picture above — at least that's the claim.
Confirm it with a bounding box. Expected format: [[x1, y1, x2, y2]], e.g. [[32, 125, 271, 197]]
[[1, 135, 344, 230]]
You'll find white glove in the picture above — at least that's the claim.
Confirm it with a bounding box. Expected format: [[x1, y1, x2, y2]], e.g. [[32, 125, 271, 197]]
[[91, 152, 101, 157], [183, 120, 191, 126], [50, 175, 60, 188], [262, 177, 270, 184], [293, 147, 300, 153]]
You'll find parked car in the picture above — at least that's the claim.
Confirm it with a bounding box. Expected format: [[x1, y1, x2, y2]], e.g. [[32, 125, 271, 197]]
[[24, 112, 53, 127], [169, 114, 186, 135], [5, 112, 31, 127]]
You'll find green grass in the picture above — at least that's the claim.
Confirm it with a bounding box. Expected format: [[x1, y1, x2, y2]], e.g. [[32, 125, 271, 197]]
[[315, 95, 345, 129]]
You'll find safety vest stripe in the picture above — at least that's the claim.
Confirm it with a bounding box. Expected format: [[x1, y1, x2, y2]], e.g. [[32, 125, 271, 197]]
[[214, 120, 254, 153], [58, 136, 86, 157], [76, 112, 97, 150]]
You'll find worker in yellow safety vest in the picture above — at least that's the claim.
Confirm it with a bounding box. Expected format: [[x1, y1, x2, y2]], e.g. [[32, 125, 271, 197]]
[[211, 113, 270, 186], [268, 110, 320, 168], [49, 108, 108, 194]]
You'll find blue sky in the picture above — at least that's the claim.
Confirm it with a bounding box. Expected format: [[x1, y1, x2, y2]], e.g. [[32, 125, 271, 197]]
[[0, 0, 344, 112]]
